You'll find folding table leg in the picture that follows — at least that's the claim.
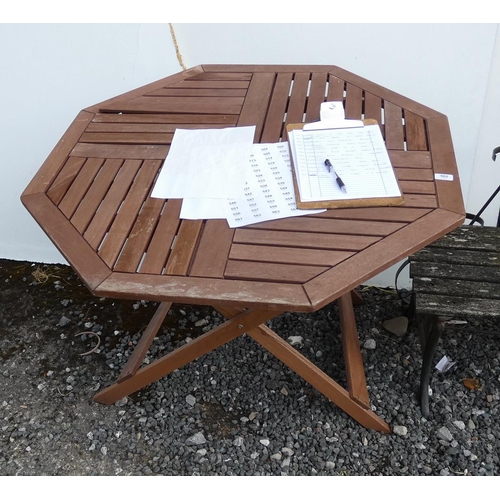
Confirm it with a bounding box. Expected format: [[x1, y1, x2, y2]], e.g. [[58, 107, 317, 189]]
[[216, 305, 390, 433], [117, 302, 172, 382], [337, 293, 370, 409], [93, 307, 278, 405]]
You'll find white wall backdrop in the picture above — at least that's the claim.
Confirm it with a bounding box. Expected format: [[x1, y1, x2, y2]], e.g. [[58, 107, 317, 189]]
[[2, 23, 499, 287]]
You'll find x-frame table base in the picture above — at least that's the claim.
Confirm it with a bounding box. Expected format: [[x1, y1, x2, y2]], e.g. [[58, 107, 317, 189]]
[[93, 292, 391, 433]]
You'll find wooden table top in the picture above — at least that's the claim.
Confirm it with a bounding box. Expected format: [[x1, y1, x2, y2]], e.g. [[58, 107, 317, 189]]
[[22, 64, 465, 312]]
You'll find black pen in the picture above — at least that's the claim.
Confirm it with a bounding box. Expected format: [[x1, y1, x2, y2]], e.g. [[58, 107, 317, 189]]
[[324, 159, 347, 193]]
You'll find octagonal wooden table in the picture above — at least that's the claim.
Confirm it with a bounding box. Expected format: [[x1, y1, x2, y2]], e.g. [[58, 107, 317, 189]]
[[21, 65, 465, 432]]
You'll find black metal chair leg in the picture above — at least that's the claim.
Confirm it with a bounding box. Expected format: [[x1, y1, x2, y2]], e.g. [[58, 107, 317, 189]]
[[419, 314, 446, 418]]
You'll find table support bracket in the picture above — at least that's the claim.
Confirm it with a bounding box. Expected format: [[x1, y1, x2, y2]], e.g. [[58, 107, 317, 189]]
[[94, 299, 390, 433]]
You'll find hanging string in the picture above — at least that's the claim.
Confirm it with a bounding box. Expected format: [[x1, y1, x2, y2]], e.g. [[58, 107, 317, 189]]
[[169, 23, 186, 70]]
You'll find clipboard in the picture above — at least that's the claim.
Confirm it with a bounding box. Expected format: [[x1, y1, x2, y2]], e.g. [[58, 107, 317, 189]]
[[286, 119, 405, 209]]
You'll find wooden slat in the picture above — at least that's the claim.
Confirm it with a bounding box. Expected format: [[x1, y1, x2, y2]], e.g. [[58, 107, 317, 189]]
[[394, 167, 434, 182], [189, 220, 234, 278], [86, 123, 230, 134], [388, 150, 431, 168], [58, 158, 104, 218], [113, 196, 166, 273], [95, 272, 313, 311], [416, 294, 500, 318], [237, 72, 276, 141], [233, 228, 380, 251], [139, 199, 182, 275], [285, 73, 310, 125], [224, 260, 328, 284], [327, 75, 345, 102], [164, 220, 204, 276], [401, 194, 438, 208], [305, 72, 328, 122], [22, 111, 94, 196], [46, 156, 86, 204], [146, 88, 247, 97], [83, 160, 141, 250], [426, 225, 500, 251], [70, 143, 168, 160], [399, 180, 436, 195], [21, 193, 111, 290], [229, 244, 354, 267], [250, 218, 405, 237], [100, 96, 243, 115], [98, 160, 160, 267], [261, 72, 293, 143], [317, 207, 431, 223], [427, 116, 465, 215], [404, 110, 428, 150], [71, 159, 123, 234], [412, 277, 500, 300], [411, 247, 500, 265], [384, 101, 405, 150], [188, 72, 252, 81], [92, 113, 238, 125], [344, 83, 363, 119], [167, 80, 249, 89], [80, 132, 174, 145], [305, 208, 464, 310], [363, 92, 382, 123], [410, 261, 500, 283]]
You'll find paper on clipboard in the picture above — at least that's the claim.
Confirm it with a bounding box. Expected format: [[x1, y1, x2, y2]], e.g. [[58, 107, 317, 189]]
[[287, 120, 404, 209]]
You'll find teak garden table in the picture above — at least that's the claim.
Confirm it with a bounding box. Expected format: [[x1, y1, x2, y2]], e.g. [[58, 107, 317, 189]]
[[21, 65, 465, 432]]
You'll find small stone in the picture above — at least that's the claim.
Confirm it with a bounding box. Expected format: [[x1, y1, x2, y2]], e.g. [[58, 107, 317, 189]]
[[487, 395, 493, 403], [468, 419, 476, 430], [233, 436, 244, 447], [197, 449, 207, 456], [280, 387, 288, 396], [249, 412, 258, 421], [58, 316, 71, 327], [186, 432, 206, 445], [437, 426, 453, 442], [281, 447, 294, 456], [393, 425, 408, 436], [250, 452, 259, 459], [325, 461, 335, 469], [415, 443, 426, 450], [287, 336, 303, 347], [60, 299, 70, 307], [281, 457, 291, 468], [453, 420, 466, 430], [100, 446, 107, 456], [259, 439, 270, 447], [316, 350, 323, 358], [382, 316, 409, 337], [271, 452, 282, 460], [195, 318, 208, 327], [185, 395, 196, 406], [363, 339, 376, 350]]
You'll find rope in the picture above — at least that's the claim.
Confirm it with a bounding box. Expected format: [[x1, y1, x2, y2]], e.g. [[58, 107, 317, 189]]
[[169, 23, 186, 70]]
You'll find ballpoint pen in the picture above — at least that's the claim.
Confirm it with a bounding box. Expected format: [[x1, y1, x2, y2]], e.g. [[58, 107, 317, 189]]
[[324, 159, 347, 193]]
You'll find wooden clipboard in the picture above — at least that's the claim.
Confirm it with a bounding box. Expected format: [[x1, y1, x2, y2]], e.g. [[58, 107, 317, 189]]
[[286, 119, 405, 210]]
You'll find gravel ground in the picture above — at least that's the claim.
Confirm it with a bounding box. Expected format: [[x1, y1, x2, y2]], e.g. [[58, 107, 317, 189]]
[[1, 258, 499, 476]]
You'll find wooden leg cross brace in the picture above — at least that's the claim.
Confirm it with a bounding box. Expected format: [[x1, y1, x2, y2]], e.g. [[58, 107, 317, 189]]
[[94, 294, 390, 433]]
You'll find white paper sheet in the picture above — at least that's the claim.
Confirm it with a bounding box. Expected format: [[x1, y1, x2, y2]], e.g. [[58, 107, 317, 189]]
[[151, 126, 255, 199], [180, 142, 325, 226]]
